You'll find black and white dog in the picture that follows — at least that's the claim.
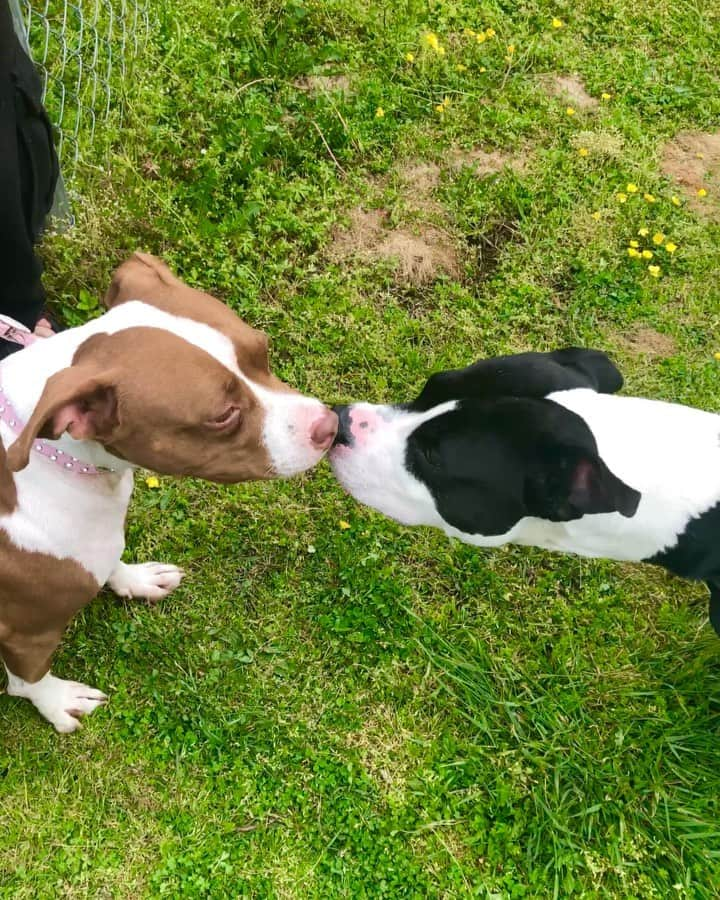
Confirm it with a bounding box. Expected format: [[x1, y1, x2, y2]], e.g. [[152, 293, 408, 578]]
[[329, 349, 720, 635]]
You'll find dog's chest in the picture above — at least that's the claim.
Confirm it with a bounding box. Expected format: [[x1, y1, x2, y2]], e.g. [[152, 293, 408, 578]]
[[0, 446, 134, 585]]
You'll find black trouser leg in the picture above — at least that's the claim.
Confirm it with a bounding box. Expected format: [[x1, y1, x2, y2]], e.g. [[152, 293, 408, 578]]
[[0, 0, 58, 340], [706, 579, 720, 637]]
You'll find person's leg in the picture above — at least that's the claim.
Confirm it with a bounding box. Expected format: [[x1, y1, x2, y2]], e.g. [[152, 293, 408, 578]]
[[0, 1, 60, 357]]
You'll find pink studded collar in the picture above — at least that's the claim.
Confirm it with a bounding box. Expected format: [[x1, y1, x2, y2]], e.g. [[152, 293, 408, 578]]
[[0, 318, 112, 476]]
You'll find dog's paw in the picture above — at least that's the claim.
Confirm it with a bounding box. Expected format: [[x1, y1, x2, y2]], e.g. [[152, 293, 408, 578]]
[[7, 672, 107, 733], [108, 561, 184, 602]]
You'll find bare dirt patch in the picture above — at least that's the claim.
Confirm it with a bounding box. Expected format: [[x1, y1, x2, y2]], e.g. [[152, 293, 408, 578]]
[[394, 161, 444, 217], [345, 704, 418, 797], [615, 327, 677, 357], [331, 207, 461, 284], [447, 146, 526, 175], [295, 73, 351, 94], [661, 131, 720, 209], [541, 74, 598, 110]]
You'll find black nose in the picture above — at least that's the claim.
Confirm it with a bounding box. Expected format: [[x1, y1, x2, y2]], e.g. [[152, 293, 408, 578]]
[[332, 404, 354, 447]]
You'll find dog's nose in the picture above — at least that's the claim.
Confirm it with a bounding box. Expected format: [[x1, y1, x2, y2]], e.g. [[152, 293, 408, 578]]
[[310, 407, 339, 451], [332, 404, 354, 447]]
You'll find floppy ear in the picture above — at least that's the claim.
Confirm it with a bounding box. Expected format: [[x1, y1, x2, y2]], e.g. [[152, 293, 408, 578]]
[[525, 445, 640, 521], [6, 367, 118, 472]]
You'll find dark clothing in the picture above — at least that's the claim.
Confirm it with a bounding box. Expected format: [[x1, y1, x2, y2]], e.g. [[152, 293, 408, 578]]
[[0, 0, 59, 334]]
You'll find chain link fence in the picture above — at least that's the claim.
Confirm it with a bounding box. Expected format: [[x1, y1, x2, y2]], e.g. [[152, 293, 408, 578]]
[[10, 0, 151, 222]]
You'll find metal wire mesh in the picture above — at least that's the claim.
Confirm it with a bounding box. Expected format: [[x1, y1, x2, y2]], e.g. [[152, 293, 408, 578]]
[[12, 0, 150, 178]]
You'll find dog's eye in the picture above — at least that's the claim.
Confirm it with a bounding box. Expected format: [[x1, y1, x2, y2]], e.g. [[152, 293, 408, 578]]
[[422, 445, 441, 467], [207, 407, 242, 431]]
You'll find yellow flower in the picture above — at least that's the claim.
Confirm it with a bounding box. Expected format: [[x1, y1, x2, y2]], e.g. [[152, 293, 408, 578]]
[[626, 183, 638, 193], [638, 227, 649, 237], [485, 27, 496, 37], [629, 240, 639, 248], [616, 192, 627, 203], [476, 32, 487, 43], [714, 351, 720, 361], [665, 241, 677, 253], [375, 107, 385, 118], [671, 195, 681, 206], [423, 32, 440, 50], [552, 17, 564, 28], [578, 147, 589, 156], [641, 249, 653, 259], [627, 247, 639, 258], [643, 192, 656, 202], [591, 211, 601, 220], [463, 28, 476, 37], [647, 265, 660, 277], [405, 52, 415, 62], [696, 152, 705, 159], [566, 107, 576, 116], [437, 45, 446, 56], [479, 66, 487, 72], [145, 476, 160, 489], [507, 44, 515, 54], [697, 187, 707, 197], [652, 232, 665, 245], [601, 92, 612, 100], [455, 63, 467, 72], [339, 520, 351, 530]]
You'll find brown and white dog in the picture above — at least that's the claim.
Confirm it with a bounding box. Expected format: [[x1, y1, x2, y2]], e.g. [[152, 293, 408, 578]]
[[0, 252, 337, 732]]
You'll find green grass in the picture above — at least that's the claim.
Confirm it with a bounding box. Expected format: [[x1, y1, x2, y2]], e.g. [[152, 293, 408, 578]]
[[2, 0, 720, 896]]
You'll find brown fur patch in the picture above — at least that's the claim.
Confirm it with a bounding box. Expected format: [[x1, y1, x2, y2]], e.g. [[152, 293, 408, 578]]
[[541, 74, 599, 110], [330, 208, 461, 284], [0, 439, 17, 513], [0, 531, 99, 682], [661, 131, 720, 209], [615, 327, 677, 357]]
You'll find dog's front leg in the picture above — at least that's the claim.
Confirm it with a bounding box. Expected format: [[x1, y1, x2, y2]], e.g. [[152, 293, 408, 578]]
[[2, 632, 106, 733], [107, 560, 184, 603]]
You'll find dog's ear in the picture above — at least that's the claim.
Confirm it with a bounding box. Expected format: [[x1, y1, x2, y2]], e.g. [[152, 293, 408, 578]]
[[411, 349, 623, 412], [525, 444, 640, 521], [6, 366, 118, 472], [103, 252, 179, 309]]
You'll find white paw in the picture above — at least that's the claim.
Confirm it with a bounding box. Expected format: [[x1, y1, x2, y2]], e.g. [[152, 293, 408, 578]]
[[108, 561, 184, 602], [7, 671, 107, 733]]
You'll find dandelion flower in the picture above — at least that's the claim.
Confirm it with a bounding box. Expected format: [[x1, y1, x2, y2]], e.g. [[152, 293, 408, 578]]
[[626, 183, 638, 193], [665, 241, 677, 253], [643, 192, 656, 202], [652, 232, 665, 245], [592, 211, 601, 220], [638, 227, 649, 237], [485, 27, 496, 37], [629, 240, 639, 248], [375, 107, 385, 118], [339, 520, 351, 530], [697, 187, 707, 197], [671, 195, 681, 206], [647, 265, 661, 277], [455, 63, 467, 72], [641, 249, 653, 259], [566, 107, 576, 116], [145, 476, 160, 489], [627, 248, 640, 258], [424, 32, 440, 51], [405, 52, 415, 62], [552, 17, 564, 28], [601, 92, 612, 100], [714, 351, 720, 361], [479, 66, 487, 72], [578, 147, 589, 156], [507, 44, 515, 54], [617, 192, 627, 203], [476, 32, 487, 43]]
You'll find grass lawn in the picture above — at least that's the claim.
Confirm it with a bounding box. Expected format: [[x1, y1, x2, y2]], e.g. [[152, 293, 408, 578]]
[[2, 0, 720, 896]]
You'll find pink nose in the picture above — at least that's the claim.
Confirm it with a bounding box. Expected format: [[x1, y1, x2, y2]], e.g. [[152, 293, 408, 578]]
[[310, 407, 339, 451]]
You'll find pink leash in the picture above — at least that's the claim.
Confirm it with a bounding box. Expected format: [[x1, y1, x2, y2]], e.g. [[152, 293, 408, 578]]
[[0, 317, 105, 475]]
